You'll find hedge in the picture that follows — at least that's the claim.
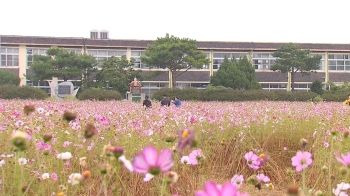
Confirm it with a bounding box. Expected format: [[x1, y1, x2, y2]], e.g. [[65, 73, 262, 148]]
[[78, 89, 122, 101], [0, 85, 48, 100], [152, 88, 343, 102]]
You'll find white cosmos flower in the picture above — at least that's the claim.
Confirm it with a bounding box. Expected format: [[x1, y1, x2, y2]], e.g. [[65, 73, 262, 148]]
[[143, 173, 154, 182], [68, 173, 82, 185], [118, 155, 133, 172], [57, 152, 72, 160], [0, 160, 5, 167], [37, 107, 45, 114], [180, 156, 191, 165], [18, 158, 27, 165], [41, 173, 50, 180]]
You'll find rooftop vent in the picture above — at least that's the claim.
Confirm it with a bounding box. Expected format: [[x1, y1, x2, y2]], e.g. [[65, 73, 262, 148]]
[[90, 29, 99, 39], [100, 30, 109, 39]]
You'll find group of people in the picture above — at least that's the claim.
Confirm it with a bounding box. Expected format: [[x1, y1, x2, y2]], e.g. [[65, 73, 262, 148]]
[[142, 95, 181, 109]]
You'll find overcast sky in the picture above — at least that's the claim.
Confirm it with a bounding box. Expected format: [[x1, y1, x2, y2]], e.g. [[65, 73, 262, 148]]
[[1, 0, 349, 44]]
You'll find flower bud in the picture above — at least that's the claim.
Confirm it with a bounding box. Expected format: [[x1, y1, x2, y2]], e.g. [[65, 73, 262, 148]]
[[286, 168, 293, 176], [12, 131, 27, 151], [339, 166, 347, 175], [111, 146, 124, 158], [300, 138, 308, 149], [287, 184, 299, 195], [62, 111, 77, 122], [247, 175, 258, 185], [43, 133, 53, 142], [82, 170, 91, 179], [21, 184, 28, 193], [100, 164, 110, 175], [220, 138, 225, 145], [24, 104, 35, 115], [314, 190, 324, 196], [165, 134, 176, 143], [165, 171, 179, 184], [344, 130, 349, 138], [321, 166, 328, 173], [84, 124, 97, 139]]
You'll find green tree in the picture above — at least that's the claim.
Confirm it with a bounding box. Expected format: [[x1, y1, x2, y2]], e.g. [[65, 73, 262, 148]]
[[29, 47, 97, 88], [96, 56, 142, 95], [210, 58, 250, 90], [271, 43, 322, 91], [141, 34, 210, 88], [310, 80, 324, 95], [237, 56, 261, 89], [0, 69, 20, 86]]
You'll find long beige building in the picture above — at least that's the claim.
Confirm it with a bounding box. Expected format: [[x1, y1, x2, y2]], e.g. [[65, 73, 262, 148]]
[[1, 33, 350, 97]]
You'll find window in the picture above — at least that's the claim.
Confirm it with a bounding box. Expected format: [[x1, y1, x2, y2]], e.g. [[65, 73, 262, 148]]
[[252, 53, 275, 70], [131, 51, 147, 69], [87, 49, 127, 67], [309, 53, 325, 70], [1, 47, 19, 66], [328, 53, 350, 71], [213, 53, 248, 70], [26, 48, 48, 67]]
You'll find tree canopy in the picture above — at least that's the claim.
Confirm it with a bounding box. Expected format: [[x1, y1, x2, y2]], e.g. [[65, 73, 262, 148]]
[[95, 56, 142, 95], [29, 47, 97, 88], [210, 56, 261, 90], [0, 69, 20, 86], [141, 34, 210, 88], [270, 43, 322, 91]]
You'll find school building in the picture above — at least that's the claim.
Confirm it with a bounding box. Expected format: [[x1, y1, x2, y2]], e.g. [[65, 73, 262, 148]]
[[1, 31, 350, 97]]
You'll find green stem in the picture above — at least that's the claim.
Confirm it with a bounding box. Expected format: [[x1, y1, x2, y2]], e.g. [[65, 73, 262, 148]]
[[160, 177, 168, 196], [328, 136, 334, 195], [113, 165, 129, 196], [302, 168, 306, 196], [1, 167, 5, 195]]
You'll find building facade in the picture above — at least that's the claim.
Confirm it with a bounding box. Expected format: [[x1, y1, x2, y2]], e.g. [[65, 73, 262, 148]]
[[1, 34, 350, 97]]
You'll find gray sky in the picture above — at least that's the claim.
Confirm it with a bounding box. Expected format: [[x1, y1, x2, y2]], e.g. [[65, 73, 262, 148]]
[[1, 0, 349, 43]]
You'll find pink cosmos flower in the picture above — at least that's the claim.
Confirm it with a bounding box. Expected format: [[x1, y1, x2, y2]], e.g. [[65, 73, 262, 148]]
[[195, 181, 249, 196], [257, 174, 270, 183], [51, 173, 58, 181], [132, 146, 174, 175], [189, 149, 203, 165], [291, 151, 313, 172], [231, 174, 244, 188], [336, 152, 350, 167], [244, 151, 260, 170]]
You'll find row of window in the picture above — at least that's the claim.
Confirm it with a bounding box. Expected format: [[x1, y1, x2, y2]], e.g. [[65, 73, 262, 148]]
[[0, 47, 348, 71]]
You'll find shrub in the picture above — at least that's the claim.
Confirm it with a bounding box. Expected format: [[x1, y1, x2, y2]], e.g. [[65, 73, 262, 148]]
[[313, 95, 323, 103], [78, 89, 122, 101], [310, 80, 324, 95], [152, 87, 338, 102], [0, 69, 20, 86], [321, 91, 348, 102], [0, 85, 48, 99]]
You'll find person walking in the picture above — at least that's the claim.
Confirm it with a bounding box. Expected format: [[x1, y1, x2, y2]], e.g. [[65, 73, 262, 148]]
[[160, 95, 170, 107], [142, 95, 152, 109], [172, 97, 181, 108]]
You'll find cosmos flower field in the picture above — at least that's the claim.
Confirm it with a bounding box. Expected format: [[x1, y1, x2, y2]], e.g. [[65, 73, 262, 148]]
[[1, 100, 350, 196]]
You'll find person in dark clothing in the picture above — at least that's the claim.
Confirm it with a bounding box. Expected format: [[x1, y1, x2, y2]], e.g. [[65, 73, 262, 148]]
[[160, 95, 171, 107], [142, 96, 152, 108], [172, 97, 181, 108]]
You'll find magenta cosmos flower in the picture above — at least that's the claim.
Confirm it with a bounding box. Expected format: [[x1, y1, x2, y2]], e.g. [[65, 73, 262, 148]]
[[132, 146, 174, 175], [244, 151, 260, 170], [291, 151, 313, 172], [336, 152, 350, 167], [195, 181, 249, 196]]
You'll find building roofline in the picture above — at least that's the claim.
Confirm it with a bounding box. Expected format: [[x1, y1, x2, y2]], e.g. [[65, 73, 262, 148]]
[[1, 34, 350, 51]]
